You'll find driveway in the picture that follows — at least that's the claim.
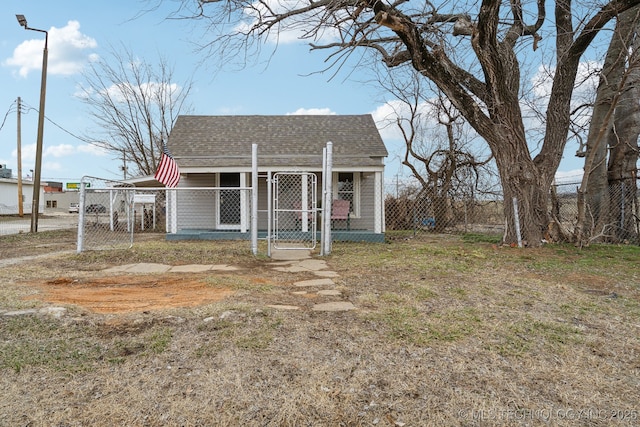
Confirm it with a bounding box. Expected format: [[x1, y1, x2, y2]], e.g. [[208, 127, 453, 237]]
[[0, 212, 78, 236]]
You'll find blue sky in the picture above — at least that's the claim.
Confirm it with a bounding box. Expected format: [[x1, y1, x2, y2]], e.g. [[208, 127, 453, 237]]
[[0, 0, 586, 188]]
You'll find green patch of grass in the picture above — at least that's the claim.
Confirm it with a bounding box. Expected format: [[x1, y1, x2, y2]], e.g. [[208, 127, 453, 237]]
[[371, 305, 481, 345], [234, 318, 281, 350], [490, 318, 583, 357], [148, 328, 173, 354], [415, 285, 437, 300], [380, 292, 406, 304], [0, 316, 102, 372], [462, 233, 502, 244], [379, 306, 421, 341]]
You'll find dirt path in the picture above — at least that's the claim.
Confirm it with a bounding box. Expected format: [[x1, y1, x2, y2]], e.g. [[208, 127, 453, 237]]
[[26, 274, 236, 314]]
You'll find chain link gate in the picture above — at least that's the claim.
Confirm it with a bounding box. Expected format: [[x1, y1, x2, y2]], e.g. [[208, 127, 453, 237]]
[[272, 172, 318, 250]]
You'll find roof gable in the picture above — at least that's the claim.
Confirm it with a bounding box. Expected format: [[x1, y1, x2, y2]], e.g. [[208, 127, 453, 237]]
[[168, 115, 388, 168]]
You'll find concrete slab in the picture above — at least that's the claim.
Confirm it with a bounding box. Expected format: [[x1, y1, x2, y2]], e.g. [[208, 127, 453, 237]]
[[273, 265, 310, 273], [296, 259, 328, 271], [102, 264, 139, 273], [270, 249, 312, 261], [294, 278, 335, 287], [312, 301, 356, 312], [122, 263, 172, 274], [211, 264, 239, 271], [170, 264, 213, 273]]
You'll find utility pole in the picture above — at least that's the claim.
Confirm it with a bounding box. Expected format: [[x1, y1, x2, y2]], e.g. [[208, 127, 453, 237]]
[[16, 15, 48, 232], [16, 97, 24, 217], [121, 150, 127, 180]]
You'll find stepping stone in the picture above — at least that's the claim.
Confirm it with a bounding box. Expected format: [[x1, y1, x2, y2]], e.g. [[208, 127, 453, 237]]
[[210, 265, 239, 271], [313, 271, 340, 278], [3, 309, 38, 316], [170, 264, 213, 273], [273, 266, 309, 273], [271, 249, 311, 260], [296, 259, 328, 271], [266, 304, 300, 310], [105, 263, 172, 274], [312, 301, 356, 312], [294, 278, 335, 287], [39, 307, 66, 318], [102, 264, 138, 273], [317, 289, 342, 296]]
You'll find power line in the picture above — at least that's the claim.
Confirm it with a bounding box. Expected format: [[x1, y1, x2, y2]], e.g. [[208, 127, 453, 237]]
[[0, 100, 19, 134], [19, 100, 102, 146], [1, 99, 106, 148]]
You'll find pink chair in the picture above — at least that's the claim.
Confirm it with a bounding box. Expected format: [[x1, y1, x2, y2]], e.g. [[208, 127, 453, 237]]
[[293, 201, 313, 221], [331, 199, 351, 230]]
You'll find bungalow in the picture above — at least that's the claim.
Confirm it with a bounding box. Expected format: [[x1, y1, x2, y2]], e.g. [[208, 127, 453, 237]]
[[164, 114, 388, 242]]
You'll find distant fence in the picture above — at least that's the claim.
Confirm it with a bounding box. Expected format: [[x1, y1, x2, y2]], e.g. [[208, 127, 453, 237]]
[[383, 181, 505, 237], [383, 178, 640, 244]]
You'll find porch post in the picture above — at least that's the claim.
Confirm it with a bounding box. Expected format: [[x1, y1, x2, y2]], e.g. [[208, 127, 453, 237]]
[[322, 142, 333, 255], [251, 144, 258, 255], [374, 171, 384, 233], [240, 173, 248, 233]]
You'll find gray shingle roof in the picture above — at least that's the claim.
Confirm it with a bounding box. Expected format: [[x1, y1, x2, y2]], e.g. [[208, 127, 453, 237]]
[[168, 115, 388, 169]]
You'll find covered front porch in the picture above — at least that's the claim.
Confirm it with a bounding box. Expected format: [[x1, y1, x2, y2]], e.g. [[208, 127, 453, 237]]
[[165, 229, 386, 243]]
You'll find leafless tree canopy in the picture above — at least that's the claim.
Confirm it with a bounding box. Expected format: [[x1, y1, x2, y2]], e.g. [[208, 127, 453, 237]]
[[161, 0, 640, 245], [78, 47, 193, 178]]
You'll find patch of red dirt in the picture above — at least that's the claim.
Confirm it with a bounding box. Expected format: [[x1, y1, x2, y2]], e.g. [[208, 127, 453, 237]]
[[27, 275, 234, 314]]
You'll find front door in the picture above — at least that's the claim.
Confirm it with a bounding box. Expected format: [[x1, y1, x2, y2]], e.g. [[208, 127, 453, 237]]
[[217, 173, 241, 229]]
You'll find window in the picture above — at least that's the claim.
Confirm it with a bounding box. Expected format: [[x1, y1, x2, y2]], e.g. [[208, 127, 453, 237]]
[[46, 200, 57, 208], [333, 172, 360, 217]]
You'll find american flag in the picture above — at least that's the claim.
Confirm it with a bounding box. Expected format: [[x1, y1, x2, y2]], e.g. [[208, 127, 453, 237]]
[[154, 143, 180, 187]]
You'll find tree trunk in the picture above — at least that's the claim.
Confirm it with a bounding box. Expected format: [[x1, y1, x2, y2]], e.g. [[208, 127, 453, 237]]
[[582, 17, 628, 238], [608, 17, 640, 242], [493, 146, 549, 246], [575, 7, 640, 245]]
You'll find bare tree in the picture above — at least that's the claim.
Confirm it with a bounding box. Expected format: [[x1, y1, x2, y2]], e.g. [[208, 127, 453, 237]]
[[77, 46, 193, 177], [380, 69, 493, 231], [159, 0, 640, 246], [577, 7, 640, 245]]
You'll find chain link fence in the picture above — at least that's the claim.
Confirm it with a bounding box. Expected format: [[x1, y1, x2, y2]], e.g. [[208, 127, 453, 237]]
[[551, 178, 640, 244], [77, 177, 135, 251], [73, 174, 639, 252], [272, 172, 318, 249], [383, 177, 640, 244], [384, 180, 505, 238], [77, 182, 255, 252]]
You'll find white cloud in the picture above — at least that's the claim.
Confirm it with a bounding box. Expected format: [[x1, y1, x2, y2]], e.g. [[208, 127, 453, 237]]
[[78, 144, 109, 156], [43, 161, 63, 172], [45, 144, 76, 158], [287, 107, 336, 115], [5, 20, 97, 77], [237, 0, 341, 44], [16, 143, 37, 162], [370, 101, 406, 141], [555, 169, 583, 183]]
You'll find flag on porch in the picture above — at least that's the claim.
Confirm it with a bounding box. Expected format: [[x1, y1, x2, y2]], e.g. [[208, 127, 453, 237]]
[[154, 143, 180, 187]]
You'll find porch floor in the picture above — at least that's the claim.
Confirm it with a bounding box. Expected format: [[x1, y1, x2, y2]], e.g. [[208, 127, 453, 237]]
[[165, 229, 385, 243]]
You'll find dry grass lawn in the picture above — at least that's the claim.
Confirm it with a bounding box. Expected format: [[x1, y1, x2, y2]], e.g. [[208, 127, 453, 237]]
[[0, 230, 639, 426]]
